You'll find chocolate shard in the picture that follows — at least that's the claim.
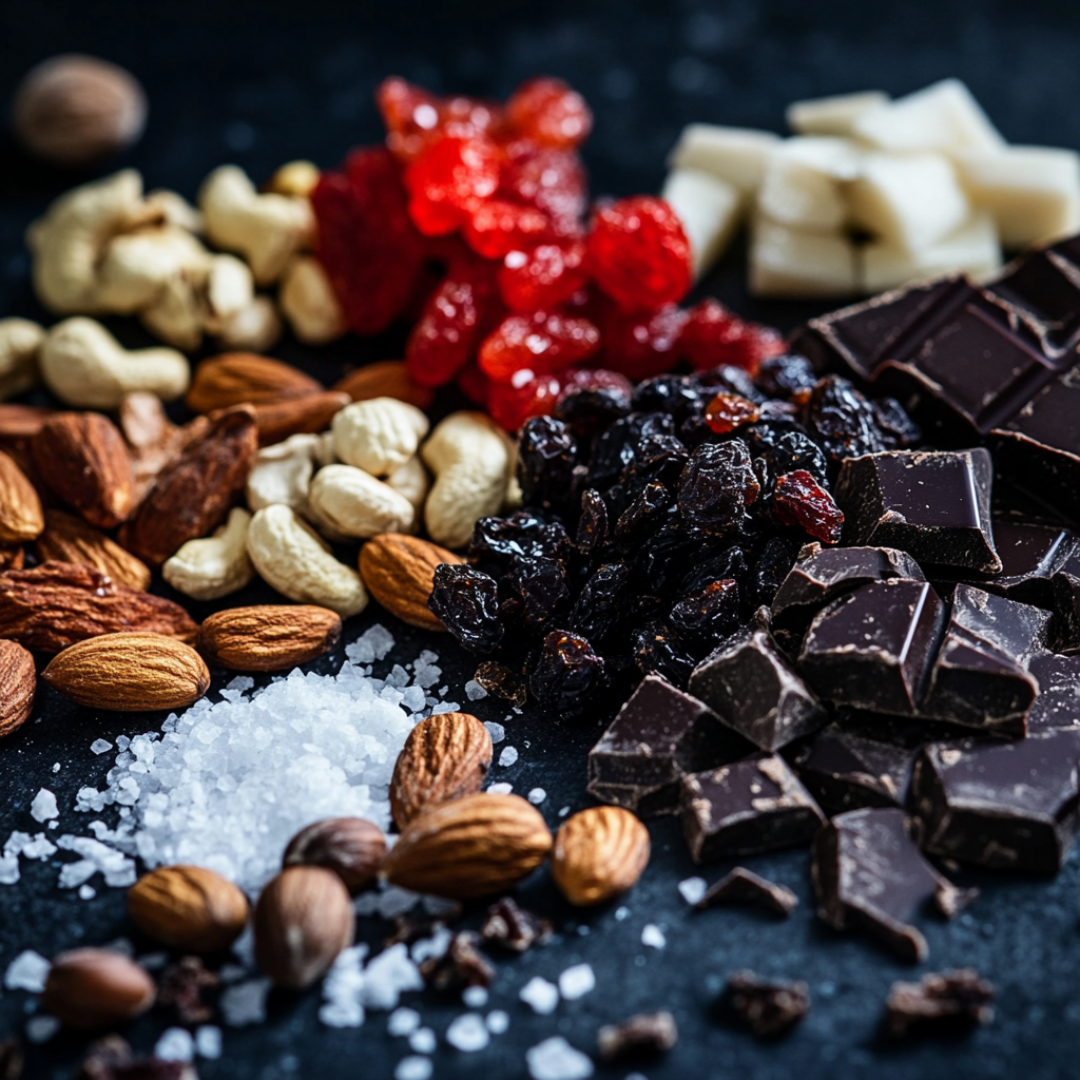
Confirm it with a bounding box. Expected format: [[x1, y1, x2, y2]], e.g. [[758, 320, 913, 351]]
[[695, 866, 798, 916], [586, 781, 685, 818], [1026, 654, 1080, 734], [680, 753, 825, 864], [798, 579, 944, 716], [934, 880, 979, 919], [885, 969, 995, 1038], [990, 240, 1080, 359], [834, 449, 1001, 574], [480, 897, 552, 953], [596, 1011, 678, 1062], [979, 518, 1080, 608], [812, 807, 954, 962], [419, 930, 494, 990], [687, 624, 825, 751], [1052, 563, 1080, 652], [725, 970, 810, 1037], [910, 732, 1080, 873]]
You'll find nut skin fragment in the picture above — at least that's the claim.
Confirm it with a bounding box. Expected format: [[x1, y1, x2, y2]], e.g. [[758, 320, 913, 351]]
[[552, 806, 651, 906], [0, 449, 44, 543], [128, 865, 249, 952], [254, 866, 355, 989], [332, 397, 430, 478], [163, 506, 255, 601], [282, 817, 386, 895], [41, 948, 156, 1030], [197, 604, 342, 671], [359, 533, 464, 631], [389, 712, 494, 828], [382, 792, 553, 899], [36, 509, 151, 591], [187, 352, 323, 413], [42, 631, 210, 711], [333, 360, 434, 411], [0, 639, 35, 739]]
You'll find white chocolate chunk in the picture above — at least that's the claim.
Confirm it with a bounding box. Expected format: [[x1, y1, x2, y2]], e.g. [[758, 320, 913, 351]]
[[852, 78, 1005, 156], [847, 152, 970, 252], [756, 137, 861, 231], [667, 124, 780, 196], [749, 215, 859, 298], [661, 168, 742, 278], [786, 91, 890, 136], [953, 146, 1080, 249]]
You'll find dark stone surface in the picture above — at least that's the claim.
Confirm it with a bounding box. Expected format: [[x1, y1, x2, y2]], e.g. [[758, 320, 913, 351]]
[[5, 1, 1080, 1078]]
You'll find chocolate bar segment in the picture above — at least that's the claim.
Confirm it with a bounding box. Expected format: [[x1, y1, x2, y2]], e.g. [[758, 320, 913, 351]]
[[979, 518, 1079, 608], [1026, 654, 1080, 734]]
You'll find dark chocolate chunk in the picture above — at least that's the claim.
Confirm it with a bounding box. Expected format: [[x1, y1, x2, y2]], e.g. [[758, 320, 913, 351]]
[[835, 449, 1001, 574], [695, 866, 799, 916], [1052, 564, 1080, 652], [885, 969, 995, 1038], [419, 931, 494, 990], [480, 898, 552, 953], [725, 971, 810, 1037], [798, 579, 944, 716], [76, 1035, 195, 1080], [1027, 654, 1080, 733], [980, 518, 1079, 608], [812, 807, 953, 961], [680, 753, 825, 863], [910, 732, 1080, 873], [989, 242, 1080, 359], [587, 781, 685, 818], [687, 624, 824, 751], [596, 1011, 678, 1062]]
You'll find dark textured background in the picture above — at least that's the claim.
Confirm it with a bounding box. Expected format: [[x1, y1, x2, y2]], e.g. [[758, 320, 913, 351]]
[[3, 2, 1080, 1078]]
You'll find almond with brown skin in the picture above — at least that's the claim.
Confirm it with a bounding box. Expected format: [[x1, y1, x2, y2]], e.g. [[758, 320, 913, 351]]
[[36, 509, 151, 590], [119, 407, 258, 565], [41, 949, 156, 1030], [334, 360, 434, 411], [552, 806, 650, 906], [0, 403, 55, 439], [282, 818, 387, 894], [382, 793, 552, 899], [42, 631, 210, 710], [187, 352, 323, 413], [118, 391, 208, 505], [359, 533, 464, 632], [0, 449, 43, 543], [31, 412, 135, 528], [248, 390, 351, 446], [197, 604, 342, 671], [0, 639, 35, 738], [128, 865, 250, 952], [389, 712, 493, 829], [0, 545, 23, 571], [0, 561, 196, 653]]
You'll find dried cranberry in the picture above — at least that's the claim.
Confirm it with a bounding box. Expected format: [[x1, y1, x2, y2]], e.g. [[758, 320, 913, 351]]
[[669, 578, 740, 652], [488, 369, 563, 431], [601, 303, 690, 381], [498, 241, 589, 311], [500, 147, 587, 238], [479, 310, 600, 381], [506, 77, 592, 150], [587, 196, 692, 311], [404, 134, 501, 237], [705, 392, 762, 434], [680, 299, 785, 375], [678, 440, 760, 534], [464, 200, 551, 260], [529, 629, 606, 715], [428, 564, 504, 653], [773, 469, 845, 544], [406, 270, 494, 387]]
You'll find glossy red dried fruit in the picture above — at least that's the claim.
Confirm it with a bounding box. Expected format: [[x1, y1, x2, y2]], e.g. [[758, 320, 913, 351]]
[[404, 135, 501, 236], [498, 241, 588, 311], [601, 303, 689, 381], [500, 147, 587, 238], [705, 392, 762, 434], [587, 196, 692, 311], [680, 299, 785, 375], [406, 270, 494, 388], [488, 370, 564, 431], [377, 77, 444, 163], [773, 469, 845, 544], [464, 199, 550, 259], [479, 310, 601, 382], [506, 77, 592, 150]]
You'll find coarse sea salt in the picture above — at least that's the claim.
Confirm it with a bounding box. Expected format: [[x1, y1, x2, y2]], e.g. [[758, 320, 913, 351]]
[[678, 876, 707, 906], [526, 1036, 594, 1080], [445, 1013, 490, 1052], [558, 963, 595, 1000]]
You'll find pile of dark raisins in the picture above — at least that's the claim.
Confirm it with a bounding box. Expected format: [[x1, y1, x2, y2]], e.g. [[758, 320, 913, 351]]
[[429, 356, 921, 717]]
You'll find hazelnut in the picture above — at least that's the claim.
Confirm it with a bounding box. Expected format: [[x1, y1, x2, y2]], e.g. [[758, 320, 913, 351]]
[[282, 816, 387, 894], [12, 54, 147, 165], [41, 948, 155, 1029], [127, 864, 249, 952]]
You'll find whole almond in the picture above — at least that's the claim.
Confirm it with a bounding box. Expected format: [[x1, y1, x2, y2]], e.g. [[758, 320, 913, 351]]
[[254, 866, 354, 989], [120, 407, 258, 565], [282, 817, 386, 894], [42, 632, 210, 710], [248, 390, 351, 446], [552, 806, 650, 906], [382, 792, 552, 899], [36, 509, 151, 590], [334, 360, 434, 411], [360, 534, 464, 632], [128, 865, 249, 952], [0, 449, 43, 543], [0, 639, 35, 738], [187, 352, 323, 413], [197, 604, 341, 671], [31, 412, 134, 528], [389, 712, 493, 829], [41, 948, 156, 1030], [0, 561, 196, 653]]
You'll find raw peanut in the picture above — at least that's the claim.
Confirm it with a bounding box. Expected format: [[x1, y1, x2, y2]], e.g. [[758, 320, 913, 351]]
[[250, 390, 351, 446], [552, 806, 651, 906], [41, 949, 155, 1030], [0, 639, 35, 738], [128, 865, 249, 952], [0, 448, 43, 543], [187, 352, 322, 413], [359, 533, 463, 631], [333, 359, 434, 411], [197, 604, 342, 671], [282, 818, 386, 894], [36, 508, 151, 590]]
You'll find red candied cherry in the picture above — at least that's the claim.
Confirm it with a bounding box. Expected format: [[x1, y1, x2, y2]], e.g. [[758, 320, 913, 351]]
[[498, 241, 588, 312], [587, 196, 692, 311], [505, 77, 592, 150], [403, 134, 501, 236], [377, 77, 443, 163], [405, 270, 495, 388], [478, 310, 601, 382], [773, 470, 845, 545], [704, 392, 762, 434], [679, 298, 785, 375], [456, 361, 493, 407], [464, 199, 551, 259], [488, 369, 564, 430], [500, 146, 587, 238], [439, 93, 503, 142], [557, 367, 633, 400], [600, 302, 688, 381]]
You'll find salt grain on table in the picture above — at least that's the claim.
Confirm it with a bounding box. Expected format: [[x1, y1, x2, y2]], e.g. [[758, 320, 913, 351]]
[[641, 925, 666, 949], [388, 1007, 422, 1036], [220, 979, 271, 1027], [520, 976, 560, 1015], [526, 1036, 595, 1080], [409, 1028, 437, 1054], [463, 985, 489, 1008], [4, 950, 49, 992], [486, 1010, 510, 1034], [446, 1013, 490, 1051], [484, 721, 506, 744], [558, 963, 596, 1000], [395, 1057, 433, 1080], [465, 679, 488, 700], [528, 788, 547, 804], [499, 746, 519, 767], [195, 1026, 223, 1060], [154, 1028, 195, 1062], [30, 789, 58, 823], [678, 877, 708, 906]]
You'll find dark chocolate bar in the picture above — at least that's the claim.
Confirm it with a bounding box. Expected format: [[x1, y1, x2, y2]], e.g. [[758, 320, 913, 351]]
[[979, 518, 1079, 608], [1027, 654, 1080, 734]]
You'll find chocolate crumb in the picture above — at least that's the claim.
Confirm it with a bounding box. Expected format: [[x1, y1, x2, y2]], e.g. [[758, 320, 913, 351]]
[[597, 1011, 678, 1062], [885, 969, 995, 1037], [696, 867, 798, 916], [385, 916, 445, 949], [726, 970, 810, 1037], [420, 931, 494, 990], [474, 660, 527, 706], [77, 1036, 197, 1080], [934, 879, 980, 919], [481, 897, 552, 953], [157, 956, 219, 1025]]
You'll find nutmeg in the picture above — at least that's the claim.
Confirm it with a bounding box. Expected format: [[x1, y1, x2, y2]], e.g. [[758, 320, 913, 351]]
[[282, 817, 386, 895], [12, 54, 147, 165], [41, 948, 156, 1029], [127, 864, 249, 952]]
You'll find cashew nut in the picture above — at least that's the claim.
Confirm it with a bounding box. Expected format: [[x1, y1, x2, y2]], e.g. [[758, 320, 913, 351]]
[[162, 506, 255, 600], [308, 464, 416, 539], [96, 224, 213, 315], [266, 160, 321, 198], [144, 189, 204, 233], [199, 165, 313, 286], [385, 455, 430, 532], [39, 317, 189, 408], [0, 318, 45, 401], [421, 411, 513, 549], [247, 503, 368, 617], [332, 397, 429, 478], [246, 433, 323, 514], [279, 255, 346, 346], [209, 294, 283, 353]]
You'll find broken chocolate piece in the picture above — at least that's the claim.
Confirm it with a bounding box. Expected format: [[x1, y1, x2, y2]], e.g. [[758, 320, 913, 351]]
[[1027, 654, 1080, 733], [696, 866, 798, 916], [834, 449, 1001, 574], [157, 956, 219, 1025], [725, 970, 810, 1037], [934, 880, 979, 919], [419, 931, 494, 990], [990, 241, 1080, 360], [596, 1011, 678, 1062], [680, 753, 825, 863], [586, 781, 685, 818], [77, 1036, 196, 1080], [1053, 566, 1080, 652], [885, 969, 995, 1038], [812, 807, 953, 961], [980, 518, 1079, 608], [798, 579, 944, 716], [480, 897, 552, 953], [910, 732, 1080, 873]]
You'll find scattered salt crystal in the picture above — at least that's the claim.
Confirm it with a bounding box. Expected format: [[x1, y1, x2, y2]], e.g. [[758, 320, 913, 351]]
[[0, 856, 19, 885], [401, 685, 426, 713], [614, 907, 630, 921], [410, 926, 451, 965], [484, 722, 505, 744], [346, 624, 396, 664], [395, 1057, 433, 1080], [462, 985, 488, 1008], [388, 1007, 421, 1036], [558, 806, 570, 817], [528, 788, 547, 805], [487, 782, 513, 795], [154, 1028, 195, 1062], [446, 1013, 490, 1052], [678, 877, 707, 906], [319, 944, 368, 1028], [196, 1026, 223, 1059], [464, 680, 487, 701], [25, 1016, 60, 1044], [361, 944, 424, 1011], [90, 739, 113, 755], [421, 895, 461, 919], [116, 735, 131, 750], [430, 701, 461, 714], [78, 885, 96, 900], [220, 979, 271, 1026], [21, 834, 56, 861], [498, 746, 519, 767], [30, 789, 58, 822], [641, 924, 666, 949], [526, 1036, 594, 1080], [5, 951, 49, 991], [51, 763, 60, 773], [520, 976, 560, 1015], [409, 1027, 437, 1054], [558, 963, 595, 1000], [486, 1009, 510, 1034]]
